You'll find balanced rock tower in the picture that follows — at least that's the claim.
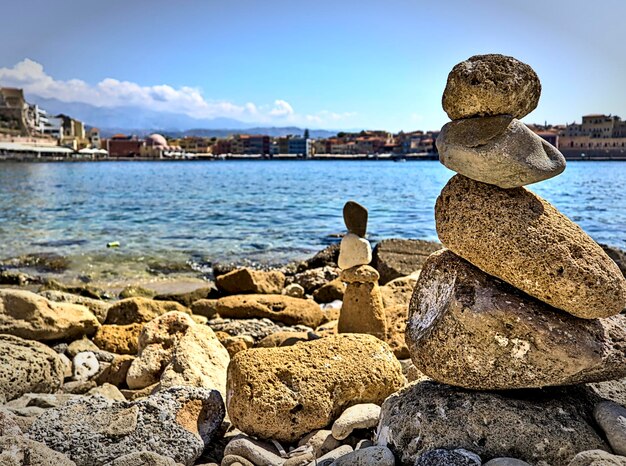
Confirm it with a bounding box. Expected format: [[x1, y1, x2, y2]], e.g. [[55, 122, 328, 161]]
[[337, 201, 387, 340], [406, 54, 626, 390]]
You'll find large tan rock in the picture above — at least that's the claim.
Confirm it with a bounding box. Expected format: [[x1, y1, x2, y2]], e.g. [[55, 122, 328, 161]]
[[216, 268, 285, 294], [216, 294, 325, 328], [40, 289, 110, 323], [372, 239, 441, 285], [0, 334, 65, 402], [227, 334, 404, 442], [126, 312, 229, 397], [380, 273, 420, 308], [442, 54, 541, 120], [436, 175, 626, 318], [338, 266, 387, 340], [377, 381, 609, 466], [384, 304, 409, 359], [407, 250, 626, 389], [436, 116, 565, 188], [105, 297, 189, 325], [0, 289, 99, 341], [93, 323, 143, 355]]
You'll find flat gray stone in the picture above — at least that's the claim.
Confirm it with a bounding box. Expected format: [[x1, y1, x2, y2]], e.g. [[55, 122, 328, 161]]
[[436, 116, 565, 188], [414, 449, 481, 466], [593, 401, 626, 456], [567, 450, 626, 466], [343, 201, 368, 237], [329, 446, 395, 466]]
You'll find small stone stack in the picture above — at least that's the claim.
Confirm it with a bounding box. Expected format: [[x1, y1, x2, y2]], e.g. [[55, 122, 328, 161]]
[[406, 54, 626, 390], [337, 201, 387, 340]]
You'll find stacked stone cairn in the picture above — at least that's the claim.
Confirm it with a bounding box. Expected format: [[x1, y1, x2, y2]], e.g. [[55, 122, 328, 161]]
[[337, 200, 387, 340], [377, 54, 626, 465]]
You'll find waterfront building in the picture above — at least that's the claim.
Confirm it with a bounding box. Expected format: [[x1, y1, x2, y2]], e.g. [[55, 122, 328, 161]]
[[88, 128, 101, 148], [287, 137, 310, 156], [104, 134, 144, 157], [558, 114, 626, 159], [0, 87, 35, 136], [140, 133, 169, 158]]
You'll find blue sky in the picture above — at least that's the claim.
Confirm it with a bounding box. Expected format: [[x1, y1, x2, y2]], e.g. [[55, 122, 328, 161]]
[[0, 0, 624, 131]]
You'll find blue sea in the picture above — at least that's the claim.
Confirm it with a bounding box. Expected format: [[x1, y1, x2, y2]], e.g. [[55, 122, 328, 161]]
[[0, 160, 624, 285]]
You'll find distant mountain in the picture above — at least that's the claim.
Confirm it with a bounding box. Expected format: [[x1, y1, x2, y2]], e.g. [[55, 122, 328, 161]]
[[27, 96, 339, 139]]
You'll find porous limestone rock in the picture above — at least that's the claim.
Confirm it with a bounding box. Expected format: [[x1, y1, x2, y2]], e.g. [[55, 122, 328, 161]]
[[40, 289, 110, 323], [372, 238, 440, 285], [216, 268, 285, 295], [593, 401, 626, 456], [413, 449, 481, 466], [227, 334, 404, 442], [257, 331, 311, 348], [331, 403, 381, 440], [105, 298, 189, 325], [73, 351, 100, 381], [376, 381, 609, 466], [126, 312, 229, 398], [343, 200, 368, 238], [436, 175, 626, 318], [406, 250, 626, 389], [338, 233, 372, 270], [338, 266, 386, 340], [384, 304, 409, 359], [95, 354, 134, 387], [0, 334, 65, 402], [103, 451, 179, 466], [28, 386, 225, 466], [0, 435, 77, 466], [567, 450, 626, 466], [436, 116, 565, 188], [313, 278, 345, 303], [380, 273, 420, 308], [442, 54, 541, 120], [0, 289, 99, 341], [190, 298, 219, 319], [93, 323, 143, 354], [215, 294, 325, 328]]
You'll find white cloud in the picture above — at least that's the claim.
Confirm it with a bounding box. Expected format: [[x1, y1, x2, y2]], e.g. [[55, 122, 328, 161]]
[[0, 59, 355, 127]]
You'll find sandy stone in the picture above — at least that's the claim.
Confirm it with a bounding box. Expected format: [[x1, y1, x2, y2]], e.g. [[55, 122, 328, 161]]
[[154, 285, 218, 307], [190, 299, 219, 319], [221, 455, 255, 466], [338, 267, 386, 340], [376, 381, 609, 466], [216, 268, 285, 295], [372, 238, 441, 285], [29, 386, 224, 466], [594, 401, 626, 456], [338, 234, 372, 270], [343, 200, 368, 238], [313, 278, 345, 303], [407, 249, 626, 389], [568, 450, 626, 466], [216, 294, 325, 328], [307, 445, 353, 466], [87, 383, 126, 401], [94, 323, 143, 354], [227, 334, 404, 443], [442, 54, 541, 120], [105, 297, 189, 325], [298, 429, 341, 457], [0, 408, 22, 436], [0, 334, 65, 402], [0, 289, 99, 341], [290, 266, 340, 294], [40, 289, 110, 324], [257, 331, 311, 348], [283, 283, 305, 298], [383, 304, 409, 359], [104, 451, 179, 466], [436, 175, 626, 318], [0, 435, 77, 466], [587, 376, 626, 406], [329, 446, 395, 466], [380, 272, 419, 308], [215, 332, 254, 356], [95, 354, 134, 387], [331, 403, 381, 440], [437, 116, 566, 188]]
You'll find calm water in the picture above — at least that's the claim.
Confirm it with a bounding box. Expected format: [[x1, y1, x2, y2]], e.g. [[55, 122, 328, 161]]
[[0, 160, 624, 283]]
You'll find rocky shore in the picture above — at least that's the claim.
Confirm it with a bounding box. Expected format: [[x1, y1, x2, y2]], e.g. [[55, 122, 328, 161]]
[[1, 54, 626, 466]]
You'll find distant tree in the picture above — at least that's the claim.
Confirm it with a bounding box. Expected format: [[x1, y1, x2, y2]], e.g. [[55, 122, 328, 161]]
[[303, 128, 310, 139], [337, 132, 347, 138]]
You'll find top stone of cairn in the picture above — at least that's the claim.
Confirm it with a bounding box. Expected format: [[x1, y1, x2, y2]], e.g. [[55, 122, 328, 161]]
[[442, 54, 541, 120], [343, 200, 368, 237]]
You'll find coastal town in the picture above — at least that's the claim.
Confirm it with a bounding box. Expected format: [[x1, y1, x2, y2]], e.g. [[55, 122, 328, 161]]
[[1, 86, 625, 161]]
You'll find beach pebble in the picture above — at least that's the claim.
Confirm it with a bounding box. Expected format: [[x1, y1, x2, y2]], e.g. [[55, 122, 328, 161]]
[[284, 451, 315, 466], [355, 439, 374, 450], [414, 448, 481, 465], [484, 459, 531, 466], [223, 435, 285, 466], [105, 297, 189, 325], [313, 278, 345, 303], [0, 334, 65, 402], [290, 266, 340, 294], [105, 451, 180, 466], [307, 445, 353, 466], [0, 408, 22, 436], [0, 435, 76, 466], [297, 429, 341, 457], [95, 354, 134, 387], [331, 403, 381, 440], [216, 268, 286, 295], [221, 454, 255, 466], [40, 289, 110, 323], [593, 401, 626, 455], [338, 234, 372, 270], [442, 54, 541, 120], [87, 382, 126, 401], [73, 351, 100, 380], [283, 283, 305, 298], [343, 200, 368, 237], [406, 249, 626, 389], [329, 446, 395, 466], [436, 174, 626, 318], [437, 116, 565, 188], [227, 334, 404, 442], [567, 450, 626, 466]]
